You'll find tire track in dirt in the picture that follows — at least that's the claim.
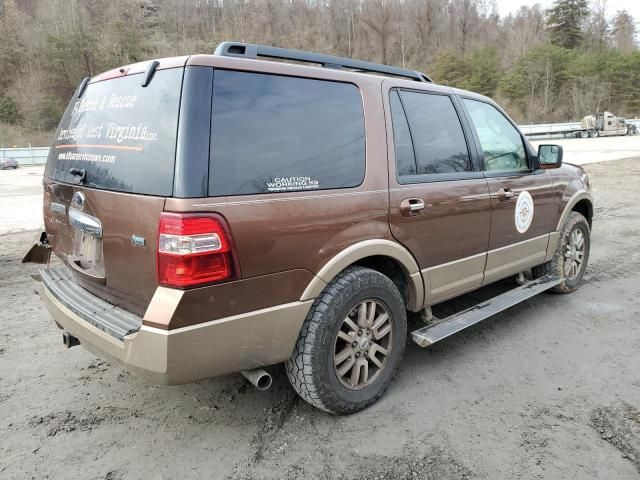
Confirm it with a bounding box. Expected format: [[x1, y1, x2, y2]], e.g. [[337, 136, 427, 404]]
[[590, 403, 640, 473], [27, 406, 146, 437]]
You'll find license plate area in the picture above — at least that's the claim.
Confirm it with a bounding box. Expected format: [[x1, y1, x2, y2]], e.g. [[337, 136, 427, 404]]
[[72, 231, 103, 271], [68, 208, 105, 281]]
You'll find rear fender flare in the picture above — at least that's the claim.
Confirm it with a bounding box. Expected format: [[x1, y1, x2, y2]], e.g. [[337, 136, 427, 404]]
[[300, 239, 424, 311]]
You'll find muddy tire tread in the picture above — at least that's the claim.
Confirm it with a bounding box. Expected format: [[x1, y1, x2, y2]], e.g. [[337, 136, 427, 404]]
[[533, 211, 590, 293], [285, 266, 406, 414]]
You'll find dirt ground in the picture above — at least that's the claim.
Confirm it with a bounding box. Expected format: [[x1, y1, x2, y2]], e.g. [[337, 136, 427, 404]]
[[1, 158, 640, 479]]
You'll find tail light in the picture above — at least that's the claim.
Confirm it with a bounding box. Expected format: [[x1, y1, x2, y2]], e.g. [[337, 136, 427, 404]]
[[157, 213, 237, 288]]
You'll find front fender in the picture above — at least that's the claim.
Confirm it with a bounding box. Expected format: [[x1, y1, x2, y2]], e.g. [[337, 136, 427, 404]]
[[557, 190, 594, 231]]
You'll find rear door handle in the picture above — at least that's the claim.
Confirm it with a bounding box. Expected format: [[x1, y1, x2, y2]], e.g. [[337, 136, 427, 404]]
[[400, 198, 425, 216], [497, 188, 515, 202]]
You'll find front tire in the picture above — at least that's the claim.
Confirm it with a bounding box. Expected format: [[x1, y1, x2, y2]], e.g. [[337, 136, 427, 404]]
[[533, 211, 590, 293], [285, 266, 407, 414]]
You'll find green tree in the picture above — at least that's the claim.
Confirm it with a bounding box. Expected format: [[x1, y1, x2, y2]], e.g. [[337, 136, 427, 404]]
[[463, 47, 501, 97], [607, 51, 640, 116], [498, 44, 575, 122], [0, 96, 20, 124], [430, 51, 470, 87], [431, 48, 501, 96], [546, 0, 589, 49]]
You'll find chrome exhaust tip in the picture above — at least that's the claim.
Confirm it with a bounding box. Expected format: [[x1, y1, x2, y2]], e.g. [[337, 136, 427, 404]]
[[241, 368, 272, 391]]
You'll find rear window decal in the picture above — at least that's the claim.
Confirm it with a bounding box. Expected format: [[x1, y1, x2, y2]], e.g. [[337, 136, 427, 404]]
[[266, 176, 320, 193], [46, 68, 182, 196]]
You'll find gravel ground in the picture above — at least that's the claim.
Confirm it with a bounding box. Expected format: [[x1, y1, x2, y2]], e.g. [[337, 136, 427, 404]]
[[1, 158, 640, 479], [0, 166, 44, 234]]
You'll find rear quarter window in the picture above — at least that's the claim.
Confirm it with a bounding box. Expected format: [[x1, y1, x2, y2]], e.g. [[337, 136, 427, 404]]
[[45, 68, 183, 196], [209, 70, 366, 196]]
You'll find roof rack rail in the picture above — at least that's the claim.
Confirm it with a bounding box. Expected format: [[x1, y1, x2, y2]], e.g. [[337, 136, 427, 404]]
[[214, 42, 433, 83]]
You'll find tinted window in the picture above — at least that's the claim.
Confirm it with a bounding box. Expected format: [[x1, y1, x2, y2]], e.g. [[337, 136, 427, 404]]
[[463, 98, 528, 172], [389, 90, 417, 177], [210, 70, 365, 196], [45, 69, 183, 195], [397, 90, 471, 175]]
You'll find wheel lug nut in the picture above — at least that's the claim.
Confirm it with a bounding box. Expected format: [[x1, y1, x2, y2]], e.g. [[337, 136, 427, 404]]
[[356, 352, 360, 357], [352, 341, 357, 348], [358, 329, 363, 336]]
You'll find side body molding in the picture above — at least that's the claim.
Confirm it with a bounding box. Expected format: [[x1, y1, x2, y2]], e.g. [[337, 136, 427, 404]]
[[300, 239, 424, 311], [557, 190, 594, 231]]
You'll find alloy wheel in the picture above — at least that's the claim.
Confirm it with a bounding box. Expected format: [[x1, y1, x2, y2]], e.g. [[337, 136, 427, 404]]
[[333, 299, 393, 390], [564, 227, 586, 280]]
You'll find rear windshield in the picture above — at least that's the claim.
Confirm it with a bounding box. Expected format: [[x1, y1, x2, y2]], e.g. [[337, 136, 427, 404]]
[[45, 68, 183, 196], [209, 70, 365, 196]]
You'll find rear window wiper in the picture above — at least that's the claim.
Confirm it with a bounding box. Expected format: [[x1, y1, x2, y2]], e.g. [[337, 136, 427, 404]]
[[69, 168, 87, 184]]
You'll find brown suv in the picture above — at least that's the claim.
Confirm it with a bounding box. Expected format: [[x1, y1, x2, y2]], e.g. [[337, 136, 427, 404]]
[[29, 42, 593, 414]]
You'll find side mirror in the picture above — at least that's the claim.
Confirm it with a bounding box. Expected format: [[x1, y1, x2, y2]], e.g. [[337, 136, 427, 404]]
[[538, 144, 563, 169]]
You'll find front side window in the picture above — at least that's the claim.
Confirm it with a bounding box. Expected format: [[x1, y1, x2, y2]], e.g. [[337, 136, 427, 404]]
[[391, 89, 472, 178], [463, 98, 528, 172], [209, 70, 365, 196]]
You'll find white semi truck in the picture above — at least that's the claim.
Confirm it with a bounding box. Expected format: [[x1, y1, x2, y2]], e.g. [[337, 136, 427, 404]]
[[522, 111, 638, 138], [579, 112, 633, 138]]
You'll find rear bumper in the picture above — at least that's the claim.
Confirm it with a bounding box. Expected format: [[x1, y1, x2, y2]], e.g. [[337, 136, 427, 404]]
[[39, 267, 312, 384]]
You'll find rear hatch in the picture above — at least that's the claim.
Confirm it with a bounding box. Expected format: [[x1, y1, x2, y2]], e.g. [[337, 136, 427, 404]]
[[43, 64, 184, 317]]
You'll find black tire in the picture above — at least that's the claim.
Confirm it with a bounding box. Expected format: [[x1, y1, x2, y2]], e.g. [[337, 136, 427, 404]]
[[285, 266, 407, 414], [533, 211, 590, 293]]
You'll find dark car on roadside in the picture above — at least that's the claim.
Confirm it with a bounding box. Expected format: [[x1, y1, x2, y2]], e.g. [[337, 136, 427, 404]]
[[1, 157, 18, 169]]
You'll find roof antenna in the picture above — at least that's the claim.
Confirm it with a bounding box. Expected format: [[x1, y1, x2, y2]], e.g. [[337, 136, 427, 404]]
[[142, 60, 160, 87]]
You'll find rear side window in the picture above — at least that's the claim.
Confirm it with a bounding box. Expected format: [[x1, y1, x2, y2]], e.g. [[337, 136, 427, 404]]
[[389, 90, 417, 177], [394, 90, 472, 177], [209, 70, 365, 196], [45, 68, 183, 196]]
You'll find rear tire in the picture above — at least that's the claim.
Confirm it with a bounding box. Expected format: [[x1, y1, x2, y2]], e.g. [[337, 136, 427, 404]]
[[533, 211, 590, 293], [285, 266, 407, 414]]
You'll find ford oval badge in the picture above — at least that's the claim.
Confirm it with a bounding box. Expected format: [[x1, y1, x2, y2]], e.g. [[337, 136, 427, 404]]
[[71, 191, 85, 210]]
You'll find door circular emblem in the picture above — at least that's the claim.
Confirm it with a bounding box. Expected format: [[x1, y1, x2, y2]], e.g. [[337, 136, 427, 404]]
[[515, 190, 534, 234], [71, 191, 85, 210]]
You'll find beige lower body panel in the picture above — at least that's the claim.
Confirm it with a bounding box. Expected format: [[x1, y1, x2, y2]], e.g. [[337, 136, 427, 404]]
[[40, 283, 313, 385], [483, 234, 549, 285], [420, 234, 555, 307], [423, 253, 486, 304]]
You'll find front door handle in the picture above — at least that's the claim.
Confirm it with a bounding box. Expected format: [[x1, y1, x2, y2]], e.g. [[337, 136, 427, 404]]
[[400, 198, 425, 216], [497, 188, 515, 202]]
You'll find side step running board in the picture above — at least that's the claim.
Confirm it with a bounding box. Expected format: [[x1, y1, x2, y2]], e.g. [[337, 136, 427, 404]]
[[411, 275, 563, 347]]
